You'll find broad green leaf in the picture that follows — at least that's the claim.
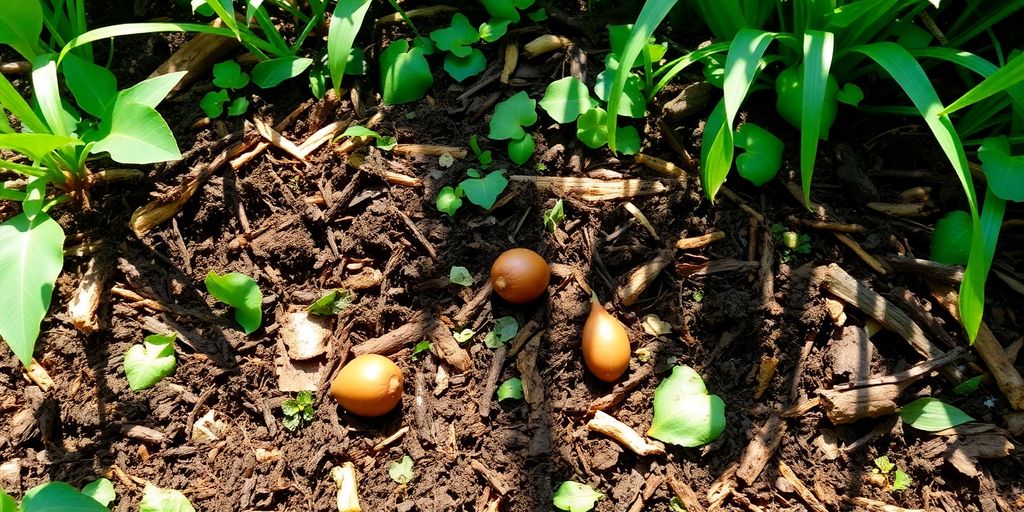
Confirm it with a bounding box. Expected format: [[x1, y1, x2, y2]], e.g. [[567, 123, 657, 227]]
[[200, 90, 229, 118], [930, 210, 972, 265], [430, 14, 479, 58], [200, 0, 239, 38], [616, 125, 641, 155], [593, 70, 645, 118], [0, 212, 64, 367], [576, 107, 609, 149], [460, 170, 508, 209], [449, 266, 473, 286], [480, 0, 521, 22], [942, 51, 1024, 115], [252, 57, 313, 88], [453, 328, 475, 343], [489, 92, 537, 140], [205, 271, 263, 334], [836, 82, 864, 106], [797, 30, 835, 206], [307, 289, 354, 316], [328, 0, 371, 94], [497, 377, 523, 401], [0, 0, 44, 59], [484, 316, 518, 348], [444, 49, 487, 82], [380, 40, 433, 105], [647, 365, 726, 447], [553, 481, 603, 512], [212, 60, 248, 89], [119, 72, 187, 109], [81, 478, 116, 507], [539, 77, 598, 124], [22, 482, 107, 512], [436, 185, 463, 216], [527, 8, 547, 21], [479, 19, 510, 43], [226, 96, 249, 116], [124, 333, 177, 391], [900, 397, 974, 431], [961, 189, 1006, 343], [0, 133, 80, 162], [0, 491, 14, 512], [978, 136, 1024, 201], [543, 198, 564, 232], [508, 133, 534, 165], [953, 375, 984, 396], [388, 455, 414, 484], [892, 469, 912, 492], [735, 122, 783, 186], [91, 100, 181, 164], [139, 483, 195, 512], [32, 55, 72, 137], [62, 54, 118, 118]]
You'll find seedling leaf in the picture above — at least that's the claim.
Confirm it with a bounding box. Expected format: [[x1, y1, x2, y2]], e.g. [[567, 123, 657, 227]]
[[735, 122, 783, 186], [484, 316, 518, 348], [81, 478, 116, 507], [543, 199, 565, 232], [200, 90, 229, 118], [227, 96, 249, 116], [479, 19, 511, 43], [453, 329, 475, 343], [527, 8, 547, 21], [930, 210, 973, 265], [1, 491, 15, 512], [388, 455, 414, 484], [92, 99, 182, 164], [508, 133, 535, 165], [553, 481, 603, 512], [892, 469, 912, 492], [380, 40, 433, 105], [328, 0, 371, 94], [444, 49, 487, 82], [470, 135, 492, 167], [205, 271, 263, 334], [212, 60, 248, 89], [873, 455, 895, 474], [124, 333, 177, 391], [437, 186, 464, 216], [616, 125, 641, 155], [539, 76, 598, 124], [118, 72, 187, 109], [308, 289, 354, 316], [282, 390, 315, 431], [139, 483, 195, 512], [978, 136, 1024, 202], [594, 70, 645, 118], [411, 340, 431, 360], [497, 377, 523, 401], [340, 125, 396, 150], [252, 57, 313, 88], [22, 482, 107, 512], [836, 82, 864, 106], [449, 266, 473, 286], [480, 0, 521, 22], [460, 170, 508, 209], [430, 14, 479, 58], [489, 91, 537, 140], [648, 365, 726, 447], [900, 397, 974, 431], [0, 212, 64, 367], [0, 0, 42, 60], [576, 107, 609, 148], [62, 54, 118, 118], [953, 375, 984, 396]]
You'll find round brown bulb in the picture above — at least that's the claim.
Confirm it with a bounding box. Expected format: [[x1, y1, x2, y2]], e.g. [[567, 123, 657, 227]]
[[490, 248, 550, 304], [582, 299, 631, 382], [330, 354, 403, 416]]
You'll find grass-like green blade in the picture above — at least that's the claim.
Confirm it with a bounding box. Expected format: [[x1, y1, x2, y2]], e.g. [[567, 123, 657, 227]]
[[799, 30, 834, 207], [649, 42, 729, 100], [851, 42, 982, 340], [0, 71, 48, 134], [30, 56, 71, 137], [202, 0, 240, 39], [606, 0, 676, 152], [59, 23, 279, 64], [960, 189, 1006, 341], [941, 51, 1024, 116], [912, 48, 1024, 113], [947, 0, 1024, 47], [700, 100, 730, 200], [328, 0, 372, 95]]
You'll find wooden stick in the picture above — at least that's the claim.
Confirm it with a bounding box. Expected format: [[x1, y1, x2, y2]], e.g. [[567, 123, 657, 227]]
[[777, 461, 828, 512], [832, 347, 967, 391], [0, 61, 31, 74], [254, 117, 306, 162], [297, 119, 349, 158], [230, 102, 309, 169], [667, 468, 706, 512], [628, 472, 667, 512], [867, 202, 930, 218], [736, 415, 785, 485], [675, 231, 725, 250], [501, 41, 518, 84], [352, 312, 431, 356], [375, 5, 456, 24], [68, 251, 114, 334], [818, 383, 907, 424], [22, 359, 54, 391], [372, 426, 409, 451], [623, 202, 659, 239], [470, 460, 512, 495], [427, 323, 472, 373], [833, 233, 889, 274], [393, 144, 468, 159], [509, 175, 677, 201], [478, 346, 507, 418], [586, 411, 665, 456], [891, 287, 957, 349], [635, 152, 684, 178], [616, 249, 674, 306], [656, 118, 696, 169], [886, 256, 963, 284], [787, 215, 865, 233]]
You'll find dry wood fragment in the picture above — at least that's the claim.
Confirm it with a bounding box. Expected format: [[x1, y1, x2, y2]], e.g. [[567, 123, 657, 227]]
[[886, 256, 963, 284], [707, 464, 738, 512], [122, 425, 166, 444], [352, 311, 431, 356], [675, 231, 725, 250], [254, 117, 306, 162], [331, 462, 362, 512], [524, 34, 572, 58], [454, 282, 493, 326], [833, 346, 967, 392], [335, 111, 384, 155], [720, 187, 766, 223], [825, 297, 847, 326], [676, 259, 759, 278], [626, 472, 666, 512], [759, 224, 783, 315], [501, 42, 518, 84], [780, 397, 820, 417], [820, 264, 961, 380], [635, 152, 684, 177], [587, 411, 665, 456], [667, 468, 706, 512], [833, 232, 889, 274], [657, 118, 695, 169], [623, 201, 659, 239], [754, 355, 778, 399], [617, 249, 674, 306], [818, 382, 907, 424], [509, 175, 677, 201], [898, 186, 931, 203], [777, 460, 828, 512], [470, 459, 512, 495], [230, 102, 310, 169], [0, 61, 31, 74], [868, 201, 931, 217], [516, 332, 545, 422], [662, 81, 714, 121], [68, 250, 113, 334], [393, 144, 468, 159], [372, 426, 409, 451], [736, 415, 785, 485], [588, 364, 653, 414], [148, 19, 240, 96], [427, 323, 472, 373], [930, 284, 1024, 410], [842, 496, 926, 512], [382, 170, 421, 187], [297, 119, 350, 158], [394, 207, 437, 260], [22, 359, 53, 391], [413, 369, 434, 445], [478, 346, 507, 418], [892, 287, 957, 349], [375, 5, 456, 24], [787, 215, 866, 233], [993, 267, 1024, 297]]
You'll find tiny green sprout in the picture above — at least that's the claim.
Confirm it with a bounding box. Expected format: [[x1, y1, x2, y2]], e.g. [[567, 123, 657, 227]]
[[535, 162, 548, 173], [489, 91, 537, 141], [953, 375, 985, 396], [200, 90, 230, 118], [307, 289, 355, 316], [338, 125, 397, 150], [692, 290, 704, 302], [449, 266, 474, 286], [388, 455, 415, 485], [460, 169, 509, 209], [226, 96, 249, 116], [453, 328, 475, 343], [931, 210, 973, 265], [553, 481, 603, 512], [770, 224, 811, 263], [380, 40, 433, 105], [430, 14, 480, 58], [527, 8, 547, 22], [539, 76, 598, 124], [484, 316, 519, 349], [735, 122, 783, 186], [436, 185, 465, 216], [669, 496, 687, 512], [648, 365, 726, 447], [891, 469, 912, 492], [205, 271, 263, 334], [543, 198, 565, 233], [212, 60, 249, 90], [497, 377, 523, 401], [873, 456, 912, 493], [282, 390, 315, 431], [124, 333, 177, 391], [836, 82, 864, 107], [479, 19, 511, 43], [873, 455, 895, 474], [411, 340, 432, 360], [469, 135, 493, 168]]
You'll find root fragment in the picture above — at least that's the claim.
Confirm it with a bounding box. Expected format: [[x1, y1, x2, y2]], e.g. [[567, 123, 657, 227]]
[[331, 462, 362, 512], [586, 411, 665, 456]]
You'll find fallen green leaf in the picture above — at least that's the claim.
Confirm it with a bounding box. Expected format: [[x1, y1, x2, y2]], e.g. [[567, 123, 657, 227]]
[[900, 397, 974, 431], [484, 316, 518, 348], [388, 455, 415, 484], [81, 478, 116, 507], [647, 365, 726, 447], [205, 271, 263, 334], [497, 377, 523, 401], [307, 289, 354, 316], [553, 481, 603, 512], [450, 266, 474, 286], [460, 170, 508, 209], [543, 198, 565, 233], [124, 333, 177, 391], [139, 483, 195, 512]]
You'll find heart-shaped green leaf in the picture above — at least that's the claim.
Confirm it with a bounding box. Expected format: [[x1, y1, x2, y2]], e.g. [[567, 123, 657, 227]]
[[553, 481, 603, 512], [380, 40, 433, 105], [81, 478, 116, 507], [480, 0, 520, 22], [226, 96, 249, 116], [489, 91, 537, 140], [497, 377, 523, 401], [978, 136, 1024, 202], [200, 90, 229, 118], [252, 56, 313, 89], [931, 210, 973, 265], [900, 397, 974, 431], [212, 60, 249, 89], [648, 365, 726, 447], [124, 333, 177, 391], [430, 13, 479, 58], [735, 122, 783, 186], [479, 19, 510, 43], [576, 107, 609, 148], [836, 82, 863, 106], [539, 76, 598, 124], [616, 125, 641, 155], [444, 49, 487, 82], [460, 170, 508, 209], [449, 266, 473, 286], [436, 185, 464, 216], [139, 483, 195, 512], [22, 482, 107, 512], [205, 271, 263, 334], [508, 133, 535, 165]]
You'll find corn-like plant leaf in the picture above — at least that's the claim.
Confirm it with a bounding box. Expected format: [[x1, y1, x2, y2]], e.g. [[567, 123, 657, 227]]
[[960, 188, 1006, 341], [62, 53, 118, 118], [328, 0, 371, 95], [912, 48, 1024, 114], [0, 133, 79, 162], [0, 0, 44, 60], [0, 72, 48, 134], [252, 56, 313, 89], [798, 30, 834, 207], [942, 52, 1024, 116], [117, 71, 187, 109], [59, 23, 279, 64], [31, 56, 72, 137], [0, 212, 64, 367], [91, 99, 181, 164], [900, 397, 974, 431]]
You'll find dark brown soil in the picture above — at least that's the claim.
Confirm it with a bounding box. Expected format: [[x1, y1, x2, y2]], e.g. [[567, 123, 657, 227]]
[[2, 2, 1023, 511]]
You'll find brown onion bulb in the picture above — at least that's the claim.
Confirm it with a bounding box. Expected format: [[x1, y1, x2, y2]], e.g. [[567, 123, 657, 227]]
[[490, 248, 550, 304], [330, 354, 403, 416], [582, 297, 631, 382]]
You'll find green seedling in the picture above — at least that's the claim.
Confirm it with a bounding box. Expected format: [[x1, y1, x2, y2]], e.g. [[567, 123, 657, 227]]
[[140, 483, 195, 512], [770, 224, 811, 263], [497, 377, 523, 401], [205, 271, 263, 334], [484, 316, 519, 349], [202, 60, 250, 118], [489, 92, 538, 165], [469, 134, 493, 168], [479, 19, 511, 43], [480, 0, 535, 23], [543, 198, 565, 233], [124, 333, 177, 391], [427, 12, 491, 83], [900, 397, 974, 431], [931, 210, 973, 265], [4, 481, 109, 512], [282, 390, 315, 431], [669, 497, 687, 512], [735, 122, 783, 186], [552, 481, 603, 512], [411, 339, 432, 360], [388, 455, 415, 485], [648, 365, 726, 447], [453, 329, 475, 344], [449, 266, 474, 286], [307, 289, 355, 316], [461, 168, 509, 209], [953, 375, 985, 396], [527, 8, 547, 22], [81, 478, 115, 507], [253, 56, 314, 89], [431, 13, 478, 57], [539, 76, 598, 124], [338, 125, 397, 150], [575, 107, 641, 153], [873, 456, 912, 493], [380, 39, 433, 104], [436, 186, 464, 216]]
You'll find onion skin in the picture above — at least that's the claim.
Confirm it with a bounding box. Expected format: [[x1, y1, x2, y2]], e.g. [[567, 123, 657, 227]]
[[490, 248, 550, 304], [330, 354, 403, 416], [582, 299, 631, 382]]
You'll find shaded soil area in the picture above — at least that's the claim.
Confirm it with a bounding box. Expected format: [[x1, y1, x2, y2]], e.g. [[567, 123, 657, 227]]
[[2, 2, 1024, 511]]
